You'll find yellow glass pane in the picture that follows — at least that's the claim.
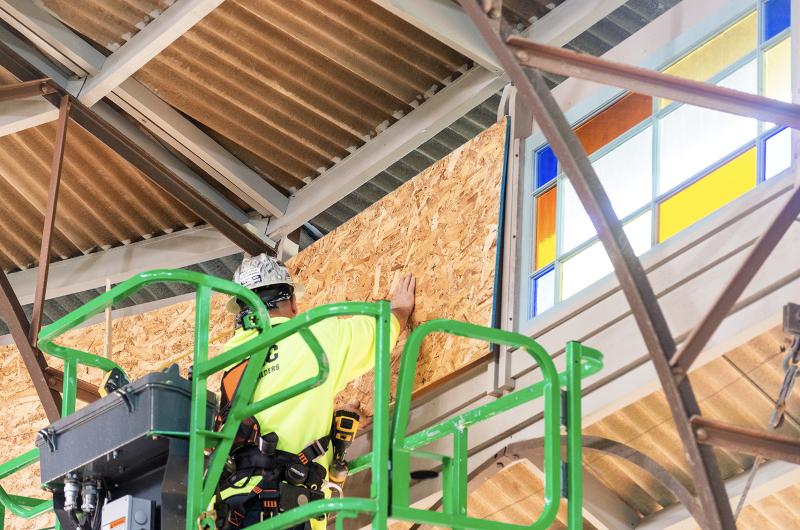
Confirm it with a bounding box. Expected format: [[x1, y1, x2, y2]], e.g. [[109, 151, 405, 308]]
[[766, 37, 791, 102], [659, 12, 757, 108], [658, 148, 756, 242], [535, 187, 557, 270]]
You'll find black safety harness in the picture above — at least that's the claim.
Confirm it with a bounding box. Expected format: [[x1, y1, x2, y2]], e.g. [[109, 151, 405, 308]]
[[213, 311, 331, 530]]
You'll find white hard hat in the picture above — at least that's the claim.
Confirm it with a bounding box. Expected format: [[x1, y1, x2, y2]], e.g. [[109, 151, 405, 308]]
[[226, 253, 305, 313]]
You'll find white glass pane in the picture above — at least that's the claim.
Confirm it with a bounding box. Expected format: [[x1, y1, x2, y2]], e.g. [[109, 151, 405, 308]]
[[658, 61, 757, 194], [562, 127, 653, 253], [717, 58, 757, 94], [659, 105, 757, 193], [562, 212, 652, 300], [534, 268, 556, 316], [765, 128, 792, 180]]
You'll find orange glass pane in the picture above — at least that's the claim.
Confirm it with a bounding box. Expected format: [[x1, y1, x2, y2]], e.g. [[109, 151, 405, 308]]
[[535, 187, 557, 270], [575, 93, 652, 156], [658, 148, 756, 242]]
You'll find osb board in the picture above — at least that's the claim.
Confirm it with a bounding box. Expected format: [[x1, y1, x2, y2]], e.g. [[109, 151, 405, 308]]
[[0, 295, 235, 530], [0, 119, 506, 528], [287, 119, 507, 415], [387, 460, 587, 530]]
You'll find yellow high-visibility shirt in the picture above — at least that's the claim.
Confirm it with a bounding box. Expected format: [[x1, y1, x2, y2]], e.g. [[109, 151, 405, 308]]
[[218, 312, 400, 511]]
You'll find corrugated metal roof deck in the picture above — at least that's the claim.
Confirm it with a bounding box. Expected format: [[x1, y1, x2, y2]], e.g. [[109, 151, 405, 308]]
[[0, 69, 198, 273], [576, 326, 799, 522], [7, 0, 689, 331], [43, 0, 472, 194]]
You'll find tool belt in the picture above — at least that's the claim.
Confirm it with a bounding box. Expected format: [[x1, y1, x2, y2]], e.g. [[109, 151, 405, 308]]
[[216, 432, 329, 529]]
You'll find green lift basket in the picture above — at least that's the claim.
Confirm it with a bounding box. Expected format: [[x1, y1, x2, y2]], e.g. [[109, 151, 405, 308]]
[[0, 270, 603, 530]]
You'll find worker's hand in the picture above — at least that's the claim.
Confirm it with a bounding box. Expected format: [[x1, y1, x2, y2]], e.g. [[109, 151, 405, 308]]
[[390, 273, 416, 329]]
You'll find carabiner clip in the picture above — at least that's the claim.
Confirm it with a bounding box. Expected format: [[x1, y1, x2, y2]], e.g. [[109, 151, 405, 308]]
[[323, 481, 344, 498]]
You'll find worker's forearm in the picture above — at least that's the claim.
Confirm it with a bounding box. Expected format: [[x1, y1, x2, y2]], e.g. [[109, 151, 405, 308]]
[[391, 308, 411, 330]]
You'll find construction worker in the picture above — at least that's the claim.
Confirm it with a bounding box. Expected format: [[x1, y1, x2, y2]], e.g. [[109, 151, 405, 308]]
[[213, 253, 415, 530]]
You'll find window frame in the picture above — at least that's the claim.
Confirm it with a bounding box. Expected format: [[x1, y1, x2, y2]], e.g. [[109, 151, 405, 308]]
[[520, 1, 793, 326]]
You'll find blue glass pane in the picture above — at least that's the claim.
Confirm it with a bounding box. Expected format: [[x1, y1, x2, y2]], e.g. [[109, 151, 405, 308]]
[[531, 267, 556, 317], [764, 0, 790, 41], [536, 145, 558, 188]]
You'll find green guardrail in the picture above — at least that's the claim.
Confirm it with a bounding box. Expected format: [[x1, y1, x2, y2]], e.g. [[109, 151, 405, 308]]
[[0, 269, 604, 530], [0, 448, 54, 528]]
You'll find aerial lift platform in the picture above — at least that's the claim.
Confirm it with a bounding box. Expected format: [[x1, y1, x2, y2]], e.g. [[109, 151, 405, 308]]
[[0, 270, 602, 530]]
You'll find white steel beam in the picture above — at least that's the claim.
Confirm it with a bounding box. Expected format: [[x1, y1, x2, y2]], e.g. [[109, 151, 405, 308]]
[[108, 79, 289, 217], [636, 461, 800, 529], [266, 66, 506, 239], [522, 0, 628, 47], [0, 96, 57, 136], [0, 0, 288, 218], [78, 0, 225, 106], [369, 0, 502, 73], [6, 222, 263, 305]]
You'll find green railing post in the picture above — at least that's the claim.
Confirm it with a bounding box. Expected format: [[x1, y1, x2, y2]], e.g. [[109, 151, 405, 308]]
[[442, 429, 468, 528], [186, 285, 211, 530], [61, 356, 77, 417], [565, 341, 583, 530], [371, 300, 391, 530], [0, 449, 53, 523]]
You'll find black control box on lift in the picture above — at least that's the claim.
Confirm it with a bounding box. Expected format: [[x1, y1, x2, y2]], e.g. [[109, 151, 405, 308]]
[[35, 365, 217, 530]]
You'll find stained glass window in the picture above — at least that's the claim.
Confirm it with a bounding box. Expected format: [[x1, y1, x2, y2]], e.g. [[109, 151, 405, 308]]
[[535, 187, 557, 270], [527, 7, 793, 320], [532, 267, 556, 317], [659, 104, 756, 193], [658, 148, 757, 242], [575, 93, 652, 155]]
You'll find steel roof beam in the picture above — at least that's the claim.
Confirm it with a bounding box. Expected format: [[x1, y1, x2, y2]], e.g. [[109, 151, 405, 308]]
[[7, 224, 254, 305], [29, 93, 69, 344], [0, 269, 62, 421], [369, 0, 502, 73], [0, 0, 288, 218], [77, 0, 225, 106], [0, 96, 58, 136], [520, 0, 628, 47], [691, 416, 800, 465], [265, 66, 506, 239], [0, 78, 55, 101], [0, 34, 272, 256]]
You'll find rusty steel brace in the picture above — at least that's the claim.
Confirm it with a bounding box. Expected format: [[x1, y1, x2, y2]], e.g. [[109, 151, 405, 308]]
[[734, 333, 800, 519]]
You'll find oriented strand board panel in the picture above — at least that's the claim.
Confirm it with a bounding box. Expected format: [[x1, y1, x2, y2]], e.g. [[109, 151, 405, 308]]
[[287, 119, 508, 413], [0, 120, 504, 528]]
